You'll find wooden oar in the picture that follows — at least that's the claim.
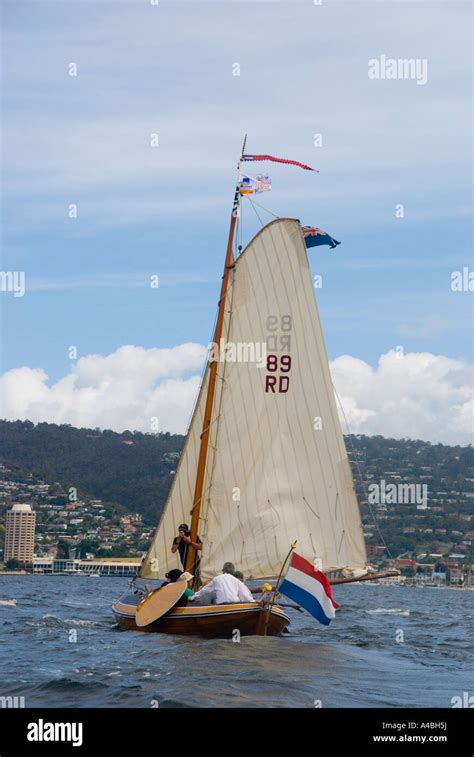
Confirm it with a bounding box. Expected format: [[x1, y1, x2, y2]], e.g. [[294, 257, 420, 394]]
[[135, 582, 186, 628]]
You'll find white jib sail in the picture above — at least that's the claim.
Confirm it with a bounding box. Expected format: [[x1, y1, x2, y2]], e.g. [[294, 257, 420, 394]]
[[142, 218, 368, 581], [140, 366, 209, 578]]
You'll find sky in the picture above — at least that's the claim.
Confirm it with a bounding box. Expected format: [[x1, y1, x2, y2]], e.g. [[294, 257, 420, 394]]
[[0, 0, 472, 445]]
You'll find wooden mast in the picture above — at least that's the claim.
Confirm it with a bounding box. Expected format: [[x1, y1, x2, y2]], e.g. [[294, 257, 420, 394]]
[[184, 136, 247, 579]]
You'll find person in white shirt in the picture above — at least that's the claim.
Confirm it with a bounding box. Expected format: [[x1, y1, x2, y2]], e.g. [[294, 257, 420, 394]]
[[188, 562, 256, 606]]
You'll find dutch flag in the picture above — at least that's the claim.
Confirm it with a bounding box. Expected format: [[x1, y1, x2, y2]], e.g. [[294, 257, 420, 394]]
[[279, 552, 340, 625]]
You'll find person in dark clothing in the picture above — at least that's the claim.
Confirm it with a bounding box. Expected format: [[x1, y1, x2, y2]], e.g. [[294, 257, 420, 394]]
[[164, 569, 194, 608], [171, 523, 202, 575], [165, 569, 184, 583]]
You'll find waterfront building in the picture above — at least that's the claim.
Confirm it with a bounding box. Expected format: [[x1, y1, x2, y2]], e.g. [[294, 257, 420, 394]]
[[4, 503, 36, 564]]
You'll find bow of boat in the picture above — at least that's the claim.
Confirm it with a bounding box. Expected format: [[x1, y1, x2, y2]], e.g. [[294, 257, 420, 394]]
[[112, 592, 290, 637]]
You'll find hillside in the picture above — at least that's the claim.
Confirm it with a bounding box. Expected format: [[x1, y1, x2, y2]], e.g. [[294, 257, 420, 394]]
[[0, 420, 472, 559], [0, 420, 182, 523]]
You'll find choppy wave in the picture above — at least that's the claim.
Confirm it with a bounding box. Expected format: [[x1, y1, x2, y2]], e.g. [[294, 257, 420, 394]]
[[0, 598, 17, 606], [366, 608, 410, 616], [0, 576, 471, 708], [42, 614, 100, 627], [38, 677, 106, 692]]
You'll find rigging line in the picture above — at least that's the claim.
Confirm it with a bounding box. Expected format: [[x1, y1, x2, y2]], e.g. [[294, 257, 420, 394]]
[[247, 196, 264, 227], [238, 197, 243, 252], [249, 196, 280, 220], [333, 386, 394, 560], [234, 216, 238, 253], [234, 211, 241, 255]]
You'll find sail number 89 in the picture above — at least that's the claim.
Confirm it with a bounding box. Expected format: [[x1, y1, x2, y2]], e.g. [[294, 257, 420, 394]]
[[265, 354, 291, 393], [266, 355, 291, 372]]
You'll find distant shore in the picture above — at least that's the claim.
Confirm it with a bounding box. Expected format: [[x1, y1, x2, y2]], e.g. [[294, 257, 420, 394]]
[[0, 571, 136, 577], [0, 571, 471, 589], [0, 570, 28, 575]]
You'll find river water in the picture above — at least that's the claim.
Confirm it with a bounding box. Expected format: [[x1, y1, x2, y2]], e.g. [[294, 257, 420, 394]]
[[0, 576, 471, 708]]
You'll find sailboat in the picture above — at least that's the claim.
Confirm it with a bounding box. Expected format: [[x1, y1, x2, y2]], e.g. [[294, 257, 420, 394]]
[[112, 140, 393, 637]]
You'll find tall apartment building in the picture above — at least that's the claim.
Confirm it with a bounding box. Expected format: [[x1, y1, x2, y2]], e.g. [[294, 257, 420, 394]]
[[4, 504, 36, 564]]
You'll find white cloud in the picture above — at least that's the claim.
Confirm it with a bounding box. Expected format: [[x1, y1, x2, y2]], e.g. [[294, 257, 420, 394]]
[[0, 344, 207, 435], [331, 350, 473, 446], [0, 345, 472, 446]]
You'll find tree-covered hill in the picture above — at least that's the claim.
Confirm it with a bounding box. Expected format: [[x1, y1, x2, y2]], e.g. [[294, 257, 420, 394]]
[[0, 420, 472, 551], [0, 420, 183, 523]]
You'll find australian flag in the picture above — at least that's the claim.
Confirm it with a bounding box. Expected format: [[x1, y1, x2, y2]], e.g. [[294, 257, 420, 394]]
[[302, 226, 340, 249]]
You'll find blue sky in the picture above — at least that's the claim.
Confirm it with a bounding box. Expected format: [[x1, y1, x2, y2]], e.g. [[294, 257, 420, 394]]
[[0, 0, 472, 442]]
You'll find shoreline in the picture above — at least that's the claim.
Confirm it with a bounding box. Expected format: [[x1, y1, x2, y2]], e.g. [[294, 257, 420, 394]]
[[0, 571, 471, 589]]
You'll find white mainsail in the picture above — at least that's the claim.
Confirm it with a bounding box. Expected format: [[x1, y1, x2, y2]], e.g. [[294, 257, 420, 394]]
[[141, 218, 368, 581]]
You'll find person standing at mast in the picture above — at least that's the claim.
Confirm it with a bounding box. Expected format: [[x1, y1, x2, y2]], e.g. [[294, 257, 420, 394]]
[[171, 523, 202, 574]]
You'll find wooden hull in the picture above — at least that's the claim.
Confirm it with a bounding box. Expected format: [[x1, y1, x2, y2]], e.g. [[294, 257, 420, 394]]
[[112, 597, 290, 638]]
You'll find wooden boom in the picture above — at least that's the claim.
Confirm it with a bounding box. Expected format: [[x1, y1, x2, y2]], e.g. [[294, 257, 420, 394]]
[[249, 570, 400, 594]]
